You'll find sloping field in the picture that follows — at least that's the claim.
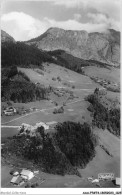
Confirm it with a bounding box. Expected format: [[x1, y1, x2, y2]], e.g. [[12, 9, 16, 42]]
[[18, 64, 99, 90], [83, 66, 120, 84], [80, 129, 120, 179]]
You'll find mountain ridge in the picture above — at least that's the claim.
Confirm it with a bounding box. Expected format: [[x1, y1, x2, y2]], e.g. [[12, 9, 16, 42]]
[[26, 27, 120, 66], [1, 30, 15, 43]]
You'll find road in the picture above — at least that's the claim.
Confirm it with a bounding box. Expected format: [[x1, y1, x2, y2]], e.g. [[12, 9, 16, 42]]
[[1, 99, 84, 126]]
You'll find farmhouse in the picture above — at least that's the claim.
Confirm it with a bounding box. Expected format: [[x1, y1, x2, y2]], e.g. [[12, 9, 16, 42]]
[[115, 178, 121, 186], [20, 169, 34, 180], [4, 107, 16, 116], [19, 122, 49, 134]]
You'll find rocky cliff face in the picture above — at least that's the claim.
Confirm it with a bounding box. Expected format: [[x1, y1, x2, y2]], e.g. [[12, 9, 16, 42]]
[[27, 28, 120, 66], [1, 30, 15, 43]]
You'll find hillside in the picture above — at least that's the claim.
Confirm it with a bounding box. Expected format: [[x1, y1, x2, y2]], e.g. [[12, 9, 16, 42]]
[[1, 30, 15, 43], [1, 30, 116, 73], [1, 41, 56, 68], [26, 28, 120, 66], [1, 66, 49, 102], [1, 63, 120, 188], [2, 122, 96, 177]]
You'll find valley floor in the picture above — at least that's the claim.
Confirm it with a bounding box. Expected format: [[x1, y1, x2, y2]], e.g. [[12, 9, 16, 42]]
[[1, 64, 120, 188]]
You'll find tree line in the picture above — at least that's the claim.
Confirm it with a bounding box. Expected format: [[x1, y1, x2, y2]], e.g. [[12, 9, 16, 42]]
[[86, 89, 120, 136], [1, 41, 56, 68], [1, 66, 49, 103]]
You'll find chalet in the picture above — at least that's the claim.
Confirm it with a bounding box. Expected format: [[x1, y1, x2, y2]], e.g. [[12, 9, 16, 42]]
[[4, 107, 16, 116], [20, 169, 34, 180]]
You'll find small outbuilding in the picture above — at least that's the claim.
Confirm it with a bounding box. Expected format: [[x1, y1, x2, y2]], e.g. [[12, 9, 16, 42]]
[[11, 176, 19, 184], [13, 171, 19, 176], [11, 175, 23, 185], [92, 179, 99, 183], [20, 169, 34, 180], [115, 178, 121, 186]]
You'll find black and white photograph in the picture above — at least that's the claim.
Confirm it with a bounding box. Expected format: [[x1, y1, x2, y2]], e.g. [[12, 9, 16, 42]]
[[1, 0, 121, 193]]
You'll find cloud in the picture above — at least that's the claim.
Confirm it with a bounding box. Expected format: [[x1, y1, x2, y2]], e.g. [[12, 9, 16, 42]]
[[74, 13, 81, 21], [53, 0, 120, 21], [87, 13, 120, 30], [1, 10, 120, 41], [1, 12, 48, 41], [44, 17, 114, 33]]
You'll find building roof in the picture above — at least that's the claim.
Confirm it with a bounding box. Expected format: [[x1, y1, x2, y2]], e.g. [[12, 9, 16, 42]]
[[15, 176, 23, 185], [13, 171, 19, 176], [20, 169, 33, 177], [11, 175, 19, 183]]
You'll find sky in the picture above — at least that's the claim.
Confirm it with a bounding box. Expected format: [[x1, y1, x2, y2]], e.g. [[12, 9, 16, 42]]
[[1, 0, 121, 41]]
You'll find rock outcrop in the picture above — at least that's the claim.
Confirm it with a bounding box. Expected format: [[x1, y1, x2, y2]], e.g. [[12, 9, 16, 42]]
[[27, 28, 120, 66], [1, 30, 15, 43]]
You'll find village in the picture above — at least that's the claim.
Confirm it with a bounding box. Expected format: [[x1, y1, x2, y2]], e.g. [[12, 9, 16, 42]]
[[7, 164, 121, 188], [90, 76, 120, 92]]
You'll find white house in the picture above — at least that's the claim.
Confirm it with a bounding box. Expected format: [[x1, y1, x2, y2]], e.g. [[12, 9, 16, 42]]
[[115, 178, 121, 186], [11, 175, 19, 184], [4, 107, 16, 116], [91, 179, 99, 183], [13, 171, 19, 176], [20, 169, 34, 180]]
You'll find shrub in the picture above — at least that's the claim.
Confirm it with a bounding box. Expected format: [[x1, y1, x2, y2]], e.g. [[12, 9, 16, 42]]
[[53, 106, 64, 114], [10, 170, 14, 175], [25, 183, 31, 188], [57, 76, 61, 82], [31, 183, 37, 188], [82, 116, 85, 120], [52, 77, 56, 81], [7, 101, 12, 107]]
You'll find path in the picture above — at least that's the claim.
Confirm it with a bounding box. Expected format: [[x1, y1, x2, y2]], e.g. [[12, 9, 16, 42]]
[[1, 126, 20, 128], [1, 99, 84, 125]]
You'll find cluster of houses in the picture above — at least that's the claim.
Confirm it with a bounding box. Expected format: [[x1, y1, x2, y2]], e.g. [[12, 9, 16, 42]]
[[87, 176, 121, 187], [18, 122, 49, 136], [91, 76, 119, 89], [10, 169, 39, 186], [3, 106, 39, 116]]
